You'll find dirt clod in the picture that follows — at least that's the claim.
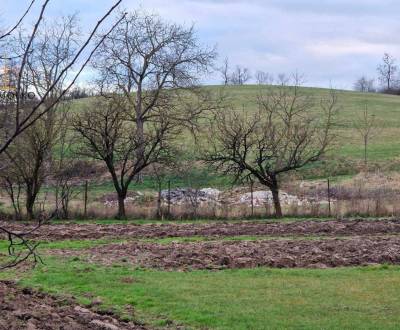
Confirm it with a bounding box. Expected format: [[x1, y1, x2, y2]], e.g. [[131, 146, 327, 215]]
[[0, 281, 146, 330]]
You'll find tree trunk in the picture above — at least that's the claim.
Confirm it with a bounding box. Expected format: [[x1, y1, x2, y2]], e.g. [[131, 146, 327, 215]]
[[135, 84, 145, 184], [25, 184, 36, 220], [116, 193, 127, 220], [364, 137, 368, 168], [270, 185, 283, 218], [26, 195, 35, 221]]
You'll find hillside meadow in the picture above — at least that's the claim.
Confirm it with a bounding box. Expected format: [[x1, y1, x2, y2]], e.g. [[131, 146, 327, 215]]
[[70, 85, 400, 179]]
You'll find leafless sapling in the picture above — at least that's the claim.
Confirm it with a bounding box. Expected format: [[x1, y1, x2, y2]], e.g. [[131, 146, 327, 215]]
[[354, 103, 376, 168]]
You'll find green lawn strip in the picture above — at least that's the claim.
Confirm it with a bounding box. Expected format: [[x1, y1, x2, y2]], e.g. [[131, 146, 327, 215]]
[[38, 238, 128, 250], [0, 238, 127, 255], [2, 257, 400, 329]]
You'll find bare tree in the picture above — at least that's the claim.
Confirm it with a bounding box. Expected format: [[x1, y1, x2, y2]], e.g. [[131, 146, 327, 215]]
[[72, 98, 176, 219], [0, 0, 122, 269], [204, 75, 339, 217], [52, 110, 79, 220], [0, 160, 24, 220], [377, 53, 398, 92], [151, 163, 172, 219], [219, 57, 230, 85], [1, 111, 56, 220], [0, 15, 82, 221], [354, 103, 376, 168], [354, 76, 375, 92], [91, 10, 216, 192], [230, 65, 251, 85], [255, 71, 273, 85]]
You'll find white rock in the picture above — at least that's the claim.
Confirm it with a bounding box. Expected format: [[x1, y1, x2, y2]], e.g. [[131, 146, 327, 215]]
[[238, 190, 305, 206]]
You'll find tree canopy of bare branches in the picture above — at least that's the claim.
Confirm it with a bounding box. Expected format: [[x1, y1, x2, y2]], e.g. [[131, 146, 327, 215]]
[[75, 10, 217, 218], [204, 75, 339, 217]]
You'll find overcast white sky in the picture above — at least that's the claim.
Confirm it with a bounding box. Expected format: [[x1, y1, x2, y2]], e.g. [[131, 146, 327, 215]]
[[3, 0, 400, 89]]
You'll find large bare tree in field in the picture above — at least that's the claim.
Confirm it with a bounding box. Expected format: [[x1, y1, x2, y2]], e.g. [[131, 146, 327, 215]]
[[73, 98, 176, 219], [94, 11, 216, 166], [205, 75, 339, 217], [80, 10, 216, 217], [0, 0, 122, 269]]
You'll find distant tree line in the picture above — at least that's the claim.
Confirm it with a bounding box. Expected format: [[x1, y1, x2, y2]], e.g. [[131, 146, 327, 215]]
[[355, 52, 400, 95]]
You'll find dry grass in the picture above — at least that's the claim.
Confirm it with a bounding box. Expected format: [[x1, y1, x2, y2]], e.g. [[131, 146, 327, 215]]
[[3, 171, 400, 220]]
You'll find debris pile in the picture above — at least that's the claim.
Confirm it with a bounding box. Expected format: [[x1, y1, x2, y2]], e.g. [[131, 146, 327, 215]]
[[160, 188, 221, 205]]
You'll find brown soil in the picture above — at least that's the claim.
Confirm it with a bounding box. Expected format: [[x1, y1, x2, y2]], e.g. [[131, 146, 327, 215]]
[[2, 219, 400, 241], [0, 281, 146, 330], [50, 236, 400, 270]]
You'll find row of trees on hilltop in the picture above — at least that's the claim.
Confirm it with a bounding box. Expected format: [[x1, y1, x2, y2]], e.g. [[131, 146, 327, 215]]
[[217, 57, 277, 86]]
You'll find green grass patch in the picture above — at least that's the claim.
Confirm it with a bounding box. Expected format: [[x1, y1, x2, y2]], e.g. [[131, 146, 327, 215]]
[[3, 257, 400, 329], [0, 238, 127, 253]]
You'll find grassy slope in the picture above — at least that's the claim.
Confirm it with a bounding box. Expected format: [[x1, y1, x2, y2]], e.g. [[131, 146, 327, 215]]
[[72, 86, 400, 170], [72, 85, 400, 163], [210, 85, 400, 162]]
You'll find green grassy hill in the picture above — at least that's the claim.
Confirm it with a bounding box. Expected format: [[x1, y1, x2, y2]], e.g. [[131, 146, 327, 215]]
[[206, 85, 400, 163], [68, 85, 400, 188]]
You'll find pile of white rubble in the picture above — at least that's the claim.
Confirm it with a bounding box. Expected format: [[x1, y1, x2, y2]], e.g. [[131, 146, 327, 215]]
[[160, 188, 220, 205], [160, 188, 316, 206]]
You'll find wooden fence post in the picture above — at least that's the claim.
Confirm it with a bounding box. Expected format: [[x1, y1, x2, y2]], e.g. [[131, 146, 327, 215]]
[[84, 180, 88, 218], [327, 178, 331, 217], [250, 180, 254, 218], [167, 180, 171, 219]]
